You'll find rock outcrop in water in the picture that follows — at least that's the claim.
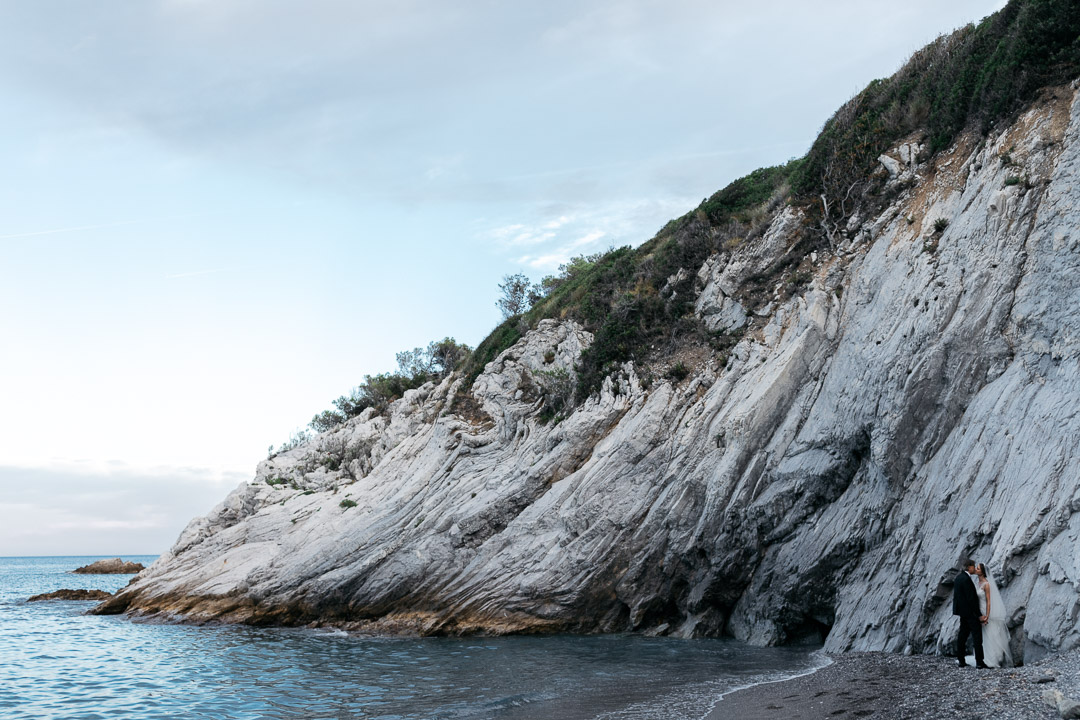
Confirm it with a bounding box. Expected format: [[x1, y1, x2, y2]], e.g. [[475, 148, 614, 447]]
[[30, 589, 113, 602], [73, 558, 145, 574], [96, 34, 1080, 662]]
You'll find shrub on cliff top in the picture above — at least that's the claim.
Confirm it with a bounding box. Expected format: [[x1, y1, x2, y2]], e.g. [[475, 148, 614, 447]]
[[492, 0, 1080, 404], [298, 337, 472, 441], [513, 158, 800, 403], [298, 0, 1080, 436], [792, 0, 1080, 229]]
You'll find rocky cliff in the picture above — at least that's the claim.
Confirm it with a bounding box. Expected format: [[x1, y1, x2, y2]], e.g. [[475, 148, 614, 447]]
[[98, 78, 1080, 664]]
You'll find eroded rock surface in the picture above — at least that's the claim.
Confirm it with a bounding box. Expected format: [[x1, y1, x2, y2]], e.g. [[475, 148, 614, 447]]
[[98, 86, 1080, 662]]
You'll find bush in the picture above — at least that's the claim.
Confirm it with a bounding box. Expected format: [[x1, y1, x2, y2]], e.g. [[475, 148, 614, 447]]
[[532, 253, 605, 303], [700, 164, 797, 225], [309, 409, 346, 433], [534, 367, 575, 417], [427, 337, 471, 374], [339, 499, 357, 509], [307, 337, 474, 433], [666, 362, 690, 383], [934, 218, 950, 233]]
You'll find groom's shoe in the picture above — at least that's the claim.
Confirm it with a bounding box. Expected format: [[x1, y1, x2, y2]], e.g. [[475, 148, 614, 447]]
[[976, 662, 990, 669], [958, 659, 968, 667]]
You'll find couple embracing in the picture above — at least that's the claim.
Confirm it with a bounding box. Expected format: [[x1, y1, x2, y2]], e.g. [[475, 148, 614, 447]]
[[953, 558, 1012, 668]]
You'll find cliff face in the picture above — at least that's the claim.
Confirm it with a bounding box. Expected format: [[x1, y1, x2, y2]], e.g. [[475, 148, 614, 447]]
[[98, 82, 1080, 663]]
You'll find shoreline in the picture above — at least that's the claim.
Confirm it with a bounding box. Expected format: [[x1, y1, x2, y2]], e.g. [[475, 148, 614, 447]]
[[705, 649, 1079, 719], [702, 650, 835, 715]]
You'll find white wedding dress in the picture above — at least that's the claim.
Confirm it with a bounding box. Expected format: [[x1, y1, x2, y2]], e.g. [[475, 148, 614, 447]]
[[966, 571, 1012, 667]]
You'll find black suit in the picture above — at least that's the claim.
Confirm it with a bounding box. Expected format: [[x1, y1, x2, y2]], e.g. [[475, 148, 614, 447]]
[[953, 570, 984, 665]]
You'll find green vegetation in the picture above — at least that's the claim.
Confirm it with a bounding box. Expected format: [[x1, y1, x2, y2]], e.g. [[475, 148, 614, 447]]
[[266, 477, 288, 487], [534, 367, 575, 423], [934, 218, 950, 233], [496, 273, 533, 320], [339, 499, 357, 509], [516, 157, 801, 402], [699, 164, 796, 225], [793, 0, 1080, 235], [308, 337, 472, 433], [450, 156, 806, 405]]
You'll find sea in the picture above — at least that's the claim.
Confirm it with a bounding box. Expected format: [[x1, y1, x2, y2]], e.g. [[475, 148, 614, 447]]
[[0, 556, 828, 720]]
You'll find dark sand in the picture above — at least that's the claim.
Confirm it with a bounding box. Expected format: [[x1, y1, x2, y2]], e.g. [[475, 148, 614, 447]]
[[706, 650, 1077, 719]]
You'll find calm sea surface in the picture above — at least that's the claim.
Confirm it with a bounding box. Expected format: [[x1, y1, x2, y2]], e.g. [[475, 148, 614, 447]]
[[0, 556, 826, 719]]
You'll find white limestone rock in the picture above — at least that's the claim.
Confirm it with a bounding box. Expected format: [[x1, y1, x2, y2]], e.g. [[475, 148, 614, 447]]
[[98, 86, 1080, 664], [879, 153, 902, 177], [696, 257, 748, 332]]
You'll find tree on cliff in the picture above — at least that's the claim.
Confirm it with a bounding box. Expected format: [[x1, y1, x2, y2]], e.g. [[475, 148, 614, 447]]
[[497, 273, 532, 319]]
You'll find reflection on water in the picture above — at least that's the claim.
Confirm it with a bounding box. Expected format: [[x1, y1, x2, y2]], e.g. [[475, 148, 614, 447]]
[[0, 556, 823, 720]]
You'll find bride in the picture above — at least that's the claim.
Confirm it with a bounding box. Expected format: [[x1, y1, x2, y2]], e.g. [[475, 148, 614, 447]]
[[967, 562, 1013, 668]]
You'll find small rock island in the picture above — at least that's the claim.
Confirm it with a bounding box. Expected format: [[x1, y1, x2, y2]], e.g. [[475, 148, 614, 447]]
[[28, 589, 114, 602], [72, 558, 145, 574]]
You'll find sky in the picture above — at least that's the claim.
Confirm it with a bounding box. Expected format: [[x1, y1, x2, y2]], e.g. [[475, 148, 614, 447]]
[[0, 0, 1008, 556]]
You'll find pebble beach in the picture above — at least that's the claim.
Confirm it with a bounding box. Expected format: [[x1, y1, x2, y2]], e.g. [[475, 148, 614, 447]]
[[707, 649, 1080, 719]]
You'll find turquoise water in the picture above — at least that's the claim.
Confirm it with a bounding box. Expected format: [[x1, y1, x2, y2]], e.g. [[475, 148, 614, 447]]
[[0, 556, 824, 719]]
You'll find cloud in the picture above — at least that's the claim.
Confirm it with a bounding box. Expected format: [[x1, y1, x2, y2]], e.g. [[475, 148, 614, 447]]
[[0, 463, 244, 556], [490, 223, 561, 248], [165, 268, 228, 279], [0, 2, 819, 208], [1, 1, 1005, 187], [423, 152, 466, 182], [540, 2, 662, 74], [519, 253, 570, 271], [492, 195, 695, 273], [0, 219, 145, 241], [572, 230, 606, 248]]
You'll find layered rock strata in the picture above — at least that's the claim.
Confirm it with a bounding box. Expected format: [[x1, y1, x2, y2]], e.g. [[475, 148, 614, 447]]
[[98, 84, 1080, 663]]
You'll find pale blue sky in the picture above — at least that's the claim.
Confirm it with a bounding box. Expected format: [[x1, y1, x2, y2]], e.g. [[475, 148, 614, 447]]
[[0, 0, 1006, 555]]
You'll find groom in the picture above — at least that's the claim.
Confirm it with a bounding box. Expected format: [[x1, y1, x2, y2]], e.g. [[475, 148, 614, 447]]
[[953, 558, 988, 668]]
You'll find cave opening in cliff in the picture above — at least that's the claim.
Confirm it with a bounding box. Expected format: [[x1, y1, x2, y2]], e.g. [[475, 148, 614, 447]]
[[789, 615, 833, 646]]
